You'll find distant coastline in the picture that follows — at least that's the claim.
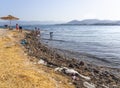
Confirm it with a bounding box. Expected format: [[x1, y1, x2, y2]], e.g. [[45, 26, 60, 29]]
[[1, 19, 120, 26], [58, 19, 120, 26], [57, 24, 120, 26]]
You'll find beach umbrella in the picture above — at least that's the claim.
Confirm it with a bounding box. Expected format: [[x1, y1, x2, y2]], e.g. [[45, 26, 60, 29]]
[[0, 15, 19, 28]]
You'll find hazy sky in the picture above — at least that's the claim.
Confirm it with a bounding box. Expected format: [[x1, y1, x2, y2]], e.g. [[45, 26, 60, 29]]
[[1, 0, 120, 21]]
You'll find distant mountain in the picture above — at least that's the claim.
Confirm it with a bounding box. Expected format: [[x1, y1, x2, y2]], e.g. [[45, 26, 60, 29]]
[[1, 19, 120, 26], [64, 19, 120, 25]]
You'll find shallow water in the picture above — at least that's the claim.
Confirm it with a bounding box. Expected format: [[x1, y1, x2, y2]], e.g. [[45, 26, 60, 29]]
[[24, 25, 120, 68]]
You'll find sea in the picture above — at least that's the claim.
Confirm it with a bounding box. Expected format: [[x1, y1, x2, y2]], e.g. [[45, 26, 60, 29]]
[[2, 25, 120, 68]]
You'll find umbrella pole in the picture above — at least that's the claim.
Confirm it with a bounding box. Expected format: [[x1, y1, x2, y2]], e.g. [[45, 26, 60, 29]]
[[10, 20, 11, 28], [9, 20, 11, 30]]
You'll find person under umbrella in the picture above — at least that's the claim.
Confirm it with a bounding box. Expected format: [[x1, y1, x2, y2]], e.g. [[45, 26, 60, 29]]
[[0, 15, 19, 29]]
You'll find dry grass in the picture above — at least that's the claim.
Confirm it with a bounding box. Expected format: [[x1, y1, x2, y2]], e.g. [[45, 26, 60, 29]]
[[0, 29, 75, 88]]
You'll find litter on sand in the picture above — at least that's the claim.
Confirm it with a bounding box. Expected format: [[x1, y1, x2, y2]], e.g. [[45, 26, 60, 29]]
[[55, 67, 91, 80]]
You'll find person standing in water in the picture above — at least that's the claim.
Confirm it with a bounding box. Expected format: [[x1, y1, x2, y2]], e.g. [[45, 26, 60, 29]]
[[37, 28, 41, 36], [34, 27, 37, 36], [50, 32, 53, 40]]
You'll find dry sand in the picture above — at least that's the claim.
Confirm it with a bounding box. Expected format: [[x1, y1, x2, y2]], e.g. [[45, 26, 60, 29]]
[[0, 28, 74, 88]]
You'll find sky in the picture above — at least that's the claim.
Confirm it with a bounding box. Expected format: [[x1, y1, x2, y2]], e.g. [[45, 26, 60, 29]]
[[1, 0, 120, 22]]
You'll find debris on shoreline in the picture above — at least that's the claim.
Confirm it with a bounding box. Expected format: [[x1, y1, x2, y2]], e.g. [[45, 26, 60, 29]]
[[0, 29, 75, 88], [23, 30, 120, 88], [54, 67, 91, 80]]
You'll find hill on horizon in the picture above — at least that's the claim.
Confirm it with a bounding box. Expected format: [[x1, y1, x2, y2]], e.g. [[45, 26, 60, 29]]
[[65, 19, 120, 25], [1, 19, 120, 26]]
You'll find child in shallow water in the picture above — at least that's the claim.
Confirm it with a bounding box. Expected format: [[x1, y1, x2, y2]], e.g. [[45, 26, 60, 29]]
[[50, 32, 53, 40]]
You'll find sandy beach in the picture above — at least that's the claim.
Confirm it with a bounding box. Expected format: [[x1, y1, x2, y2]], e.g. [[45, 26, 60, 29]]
[[0, 28, 74, 88]]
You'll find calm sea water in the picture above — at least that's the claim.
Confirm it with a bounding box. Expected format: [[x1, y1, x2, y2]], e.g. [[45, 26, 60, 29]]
[[23, 25, 120, 68]]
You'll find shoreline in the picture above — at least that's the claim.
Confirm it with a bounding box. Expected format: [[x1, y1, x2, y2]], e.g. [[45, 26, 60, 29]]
[[42, 38, 120, 69], [52, 48, 120, 69], [0, 29, 75, 88], [23, 30, 120, 88]]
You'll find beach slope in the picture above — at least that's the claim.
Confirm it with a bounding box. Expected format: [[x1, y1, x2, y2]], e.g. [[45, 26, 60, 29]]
[[0, 29, 74, 88]]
